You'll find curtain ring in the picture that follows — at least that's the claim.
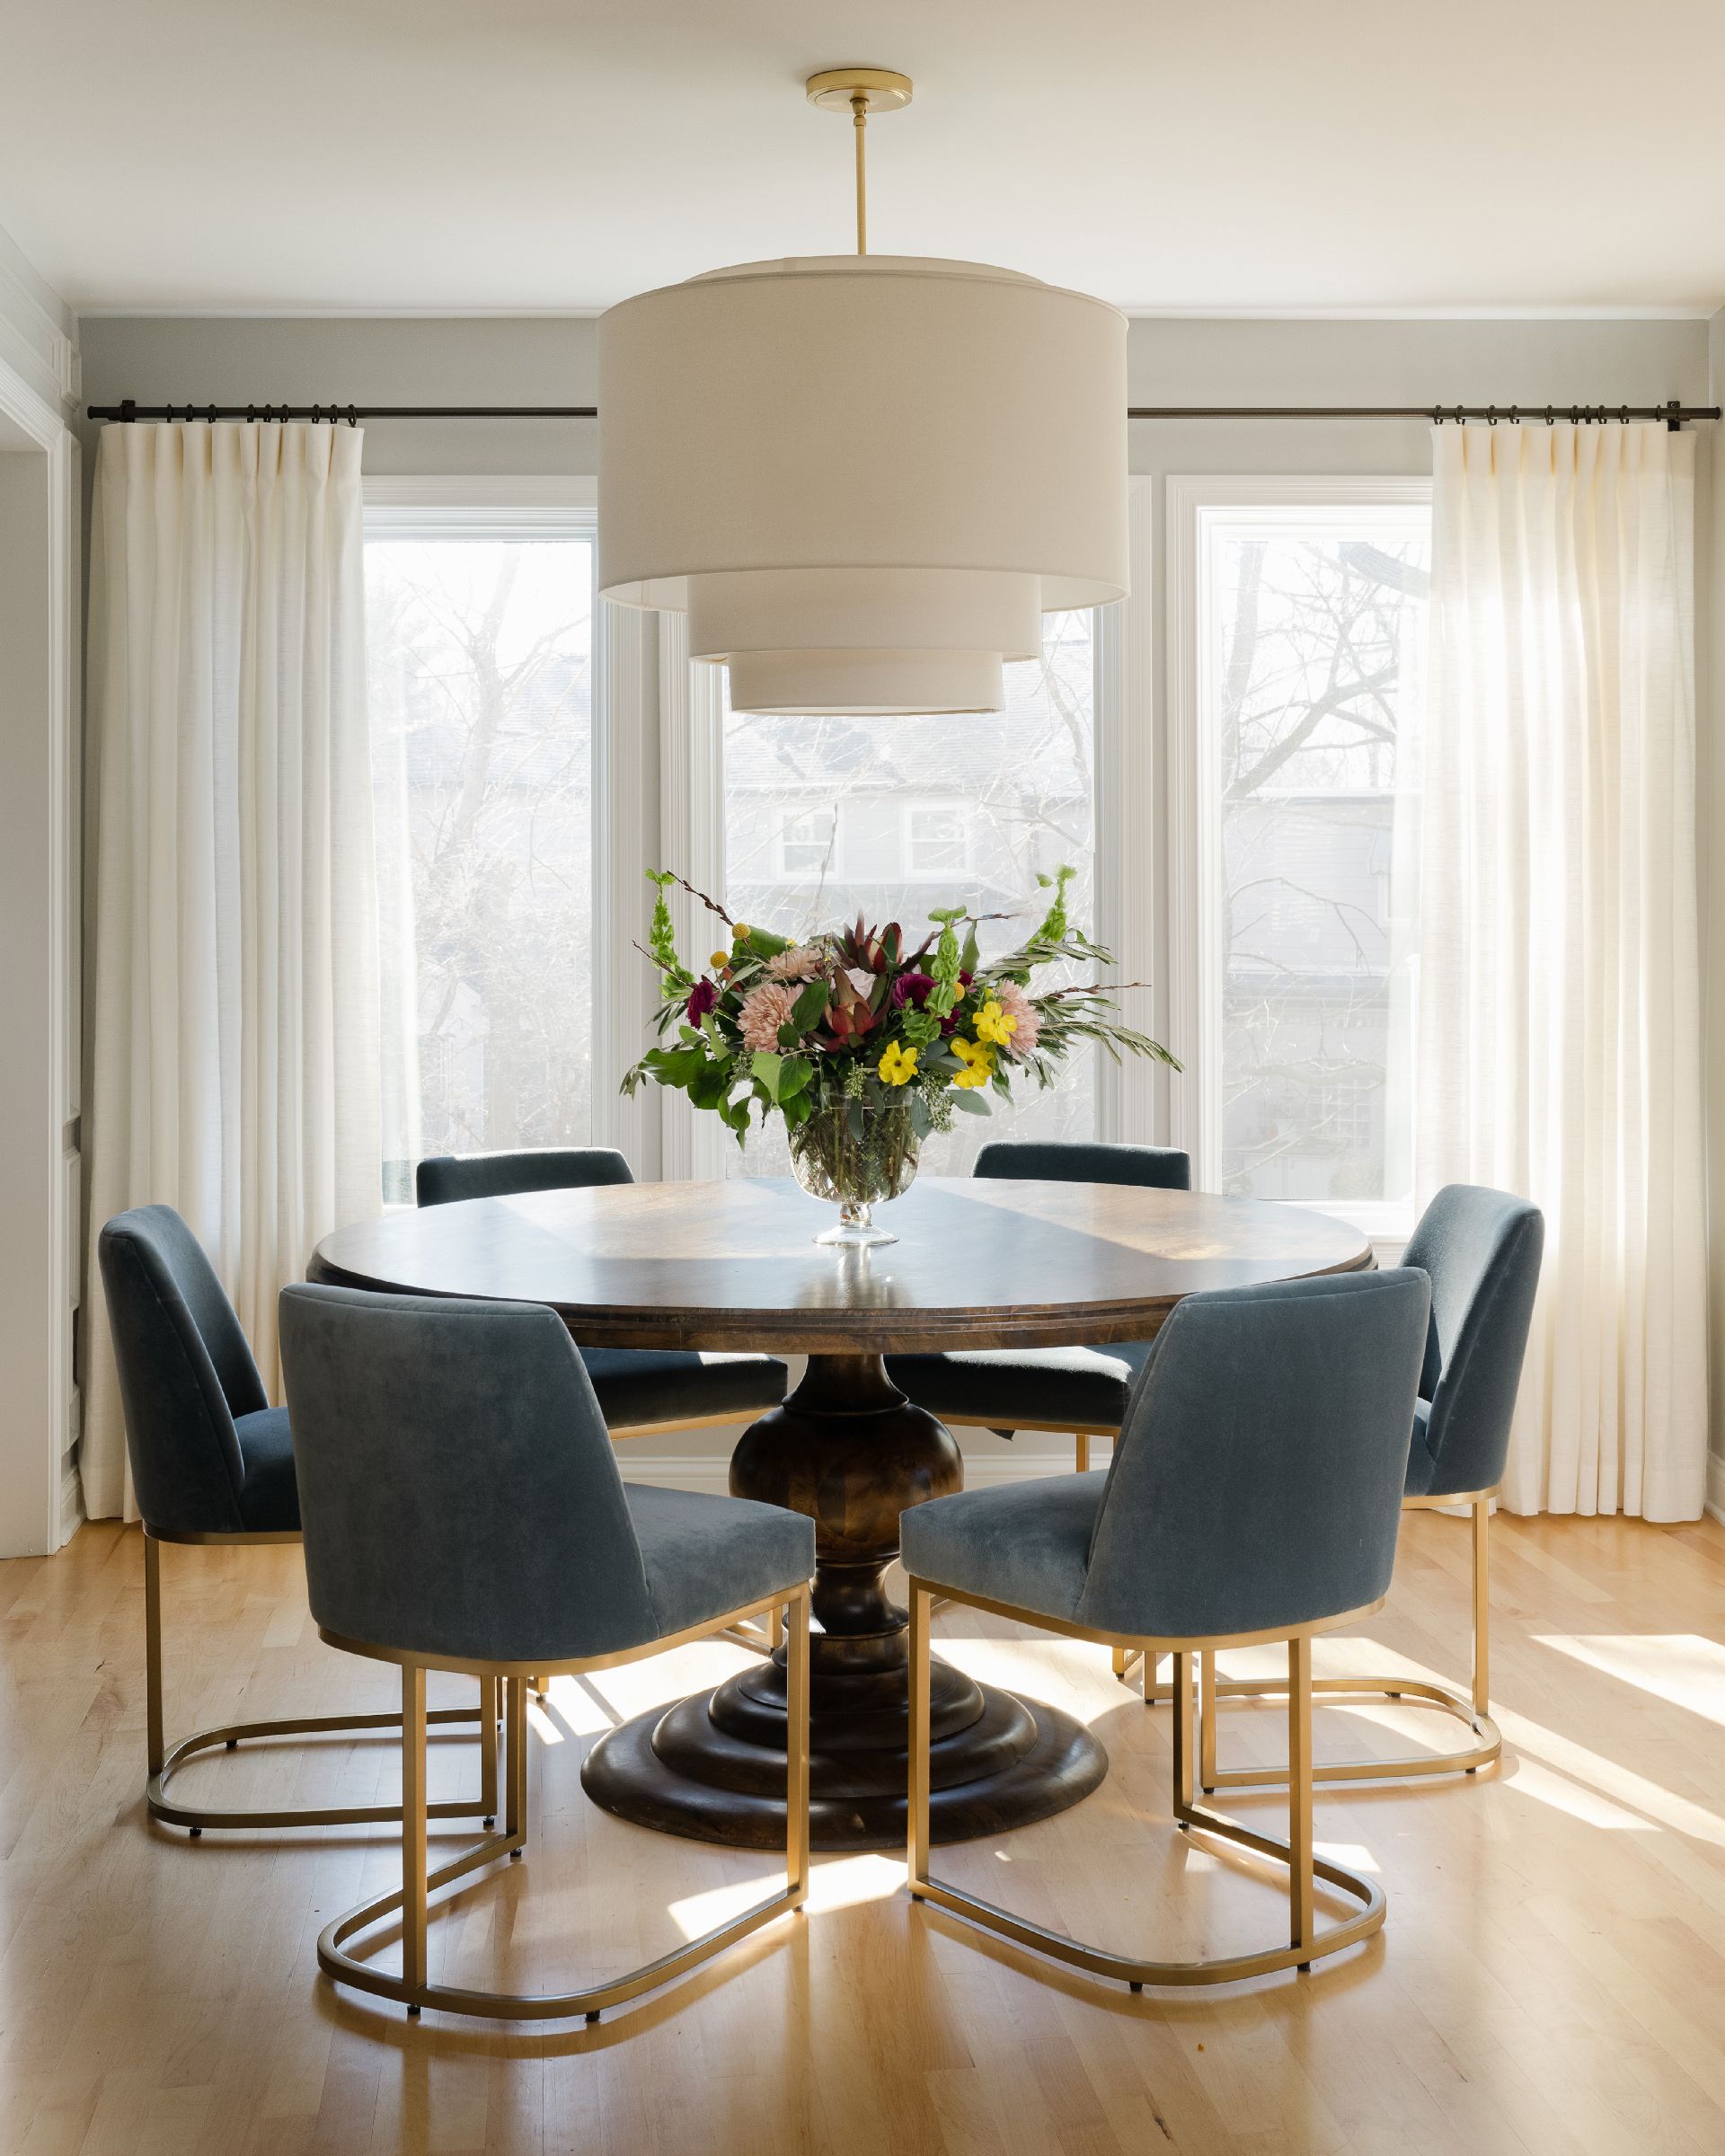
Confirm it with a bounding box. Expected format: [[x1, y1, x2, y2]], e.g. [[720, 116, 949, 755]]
[[1487, 404, 1498, 426], [346, 404, 358, 429], [1508, 405, 1519, 425], [1544, 405, 1554, 425], [1620, 404, 1630, 425]]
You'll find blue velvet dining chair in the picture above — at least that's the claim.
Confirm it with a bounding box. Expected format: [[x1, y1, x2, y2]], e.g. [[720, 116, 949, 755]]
[[98, 1205, 495, 1837], [417, 1147, 791, 1439], [886, 1139, 1192, 1472], [279, 1283, 814, 2024], [1196, 1183, 1544, 1789], [900, 1266, 1430, 1991]]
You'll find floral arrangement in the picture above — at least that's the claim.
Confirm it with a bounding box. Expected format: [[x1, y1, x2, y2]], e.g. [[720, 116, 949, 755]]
[[621, 869, 1178, 1200]]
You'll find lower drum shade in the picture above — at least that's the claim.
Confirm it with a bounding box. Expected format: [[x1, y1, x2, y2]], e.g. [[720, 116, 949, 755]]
[[686, 563, 1041, 716], [724, 646, 1003, 716]]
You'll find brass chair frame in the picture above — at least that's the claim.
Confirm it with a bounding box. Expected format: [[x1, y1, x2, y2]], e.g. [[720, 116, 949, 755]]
[[1131, 1490, 1500, 1789], [317, 1584, 811, 2021], [146, 1528, 498, 1835], [907, 1580, 1386, 1990]]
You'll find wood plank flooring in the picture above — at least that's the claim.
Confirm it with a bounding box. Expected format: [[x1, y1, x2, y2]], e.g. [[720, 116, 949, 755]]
[[2, 1509, 1724, 2155]]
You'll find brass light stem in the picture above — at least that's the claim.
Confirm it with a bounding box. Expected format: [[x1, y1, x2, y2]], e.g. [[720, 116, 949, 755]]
[[852, 92, 869, 254]]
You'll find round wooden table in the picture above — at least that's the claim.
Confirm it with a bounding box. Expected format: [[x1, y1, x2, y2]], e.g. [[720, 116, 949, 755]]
[[309, 1176, 1371, 1851]]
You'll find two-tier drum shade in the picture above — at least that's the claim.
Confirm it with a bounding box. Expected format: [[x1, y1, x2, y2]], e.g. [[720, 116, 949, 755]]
[[597, 255, 1128, 716]]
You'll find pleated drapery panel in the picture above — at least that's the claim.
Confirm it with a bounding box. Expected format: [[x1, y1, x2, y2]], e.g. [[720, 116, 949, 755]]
[[83, 422, 381, 1521], [1420, 421, 1705, 1520]]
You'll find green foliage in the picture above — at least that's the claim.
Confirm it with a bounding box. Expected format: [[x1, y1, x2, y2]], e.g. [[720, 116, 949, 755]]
[[644, 870, 694, 993]]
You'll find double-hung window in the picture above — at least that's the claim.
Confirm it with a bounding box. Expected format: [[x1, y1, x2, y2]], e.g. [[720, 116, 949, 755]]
[[1169, 478, 1431, 1239], [363, 485, 598, 1200]]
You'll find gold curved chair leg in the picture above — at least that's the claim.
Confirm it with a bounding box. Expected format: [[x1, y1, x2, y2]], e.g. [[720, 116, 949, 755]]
[[145, 1534, 498, 1834], [1195, 1497, 1501, 1789], [320, 1589, 811, 2021], [908, 1596, 1384, 1989]]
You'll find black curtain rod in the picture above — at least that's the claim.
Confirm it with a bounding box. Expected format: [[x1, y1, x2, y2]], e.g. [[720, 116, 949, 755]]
[[84, 397, 1721, 428]]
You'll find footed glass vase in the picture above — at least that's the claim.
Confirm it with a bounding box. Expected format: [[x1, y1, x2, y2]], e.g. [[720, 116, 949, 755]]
[[788, 1095, 921, 1247]]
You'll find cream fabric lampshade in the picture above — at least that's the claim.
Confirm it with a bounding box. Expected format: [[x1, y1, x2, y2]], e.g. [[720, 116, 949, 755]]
[[597, 255, 1128, 715]]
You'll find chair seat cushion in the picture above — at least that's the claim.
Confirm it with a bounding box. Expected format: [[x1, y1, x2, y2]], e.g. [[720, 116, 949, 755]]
[[624, 1483, 814, 1639], [581, 1348, 788, 1430], [233, 1407, 300, 1533], [899, 1473, 1107, 1627], [883, 1343, 1154, 1432]]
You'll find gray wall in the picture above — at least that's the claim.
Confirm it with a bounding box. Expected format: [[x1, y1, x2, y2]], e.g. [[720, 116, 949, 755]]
[[78, 310, 1710, 481], [75, 310, 1722, 1494]]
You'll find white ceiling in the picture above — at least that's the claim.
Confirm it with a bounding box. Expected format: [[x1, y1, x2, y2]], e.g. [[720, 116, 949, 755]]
[[4, 0, 1723, 316]]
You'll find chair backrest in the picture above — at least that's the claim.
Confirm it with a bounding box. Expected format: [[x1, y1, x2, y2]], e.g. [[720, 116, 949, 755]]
[[97, 1206, 269, 1537], [278, 1285, 658, 1666], [1079, 1268, 1429, 1641], [1402, 1184, 1544, 1497], [972, 1139, 1192, 1191], [415, 1147, 635, 1208]]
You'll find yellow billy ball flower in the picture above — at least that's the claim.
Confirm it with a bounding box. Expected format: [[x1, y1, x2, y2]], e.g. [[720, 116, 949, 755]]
[[973, 997, 1017, 1047], [710, 950, 729, 968], [878, 1042, 918, 1087], [731, 922, 750, 939]]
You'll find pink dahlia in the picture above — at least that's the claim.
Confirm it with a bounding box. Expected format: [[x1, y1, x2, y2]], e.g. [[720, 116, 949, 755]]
[[995, 980, 1040, 1056], [767, 943, 824, 981], [739, 981, 800, 1053]]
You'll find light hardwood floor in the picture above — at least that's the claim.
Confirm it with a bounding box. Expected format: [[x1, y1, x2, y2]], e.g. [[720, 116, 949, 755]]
[[3, 1509, 1724, 2156]]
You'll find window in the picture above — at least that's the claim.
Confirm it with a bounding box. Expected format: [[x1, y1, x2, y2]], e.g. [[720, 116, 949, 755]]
[[365, 500, 597, 1200], [1172, 482, 1430, 1231], [903, 800, 969, 879], [719, 611, 1101, 1175], [776, 807, 837, 882]]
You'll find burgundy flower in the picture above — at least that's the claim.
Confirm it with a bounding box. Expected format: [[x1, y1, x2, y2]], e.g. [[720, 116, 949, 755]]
[[890, 968, 973, 1034], [686, 977, 719, 1024]]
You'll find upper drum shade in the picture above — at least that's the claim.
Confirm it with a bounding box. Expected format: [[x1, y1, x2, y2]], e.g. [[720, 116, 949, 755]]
[[597, 255, 1129, 716]]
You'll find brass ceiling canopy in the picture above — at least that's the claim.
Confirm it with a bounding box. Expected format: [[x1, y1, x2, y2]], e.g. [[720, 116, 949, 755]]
[[805, 68, 915, 256]]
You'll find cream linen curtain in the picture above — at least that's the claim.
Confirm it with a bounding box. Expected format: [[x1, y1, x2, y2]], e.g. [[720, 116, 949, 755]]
[[82, 422, 380, 1520], [1420, 421, 1705, 1519]]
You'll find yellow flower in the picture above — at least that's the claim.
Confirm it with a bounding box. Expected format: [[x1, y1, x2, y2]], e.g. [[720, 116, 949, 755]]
[[951, 1038, 995, 1089], [731, 922, 751, 940], [973, 997, 1018, 1047], [710, 950, 729, 968], [878, 1041, 918, 1087]]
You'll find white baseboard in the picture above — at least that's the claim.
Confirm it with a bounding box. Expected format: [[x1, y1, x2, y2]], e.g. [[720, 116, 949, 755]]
[[619, 1440, 1111, 1498], [1707, 1450, 1725, 1527]]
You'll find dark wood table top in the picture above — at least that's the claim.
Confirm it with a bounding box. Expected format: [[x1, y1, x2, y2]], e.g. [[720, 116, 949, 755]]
[[307, 1177, 1373, 1355]]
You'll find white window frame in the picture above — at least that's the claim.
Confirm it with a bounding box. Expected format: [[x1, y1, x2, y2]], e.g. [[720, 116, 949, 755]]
[[360, 477, 661, 1178], [898, 797, 971, 880], [1165, 473, 1430, 1244], [774, 800, 840, 883]]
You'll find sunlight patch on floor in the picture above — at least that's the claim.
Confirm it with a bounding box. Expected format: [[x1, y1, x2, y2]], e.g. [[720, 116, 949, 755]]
[[1534, 1633, 1725, 1728], [668, 1853, 903, 1940], [1501, 1756, 1655, 1830]]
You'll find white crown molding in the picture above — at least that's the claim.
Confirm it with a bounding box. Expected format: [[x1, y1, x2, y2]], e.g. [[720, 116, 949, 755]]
[[74, 301, 1714, 326], [75, 304, 607, 322], [1120, 303, 1717, 323]]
